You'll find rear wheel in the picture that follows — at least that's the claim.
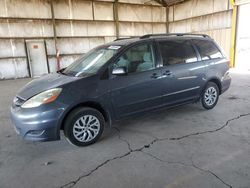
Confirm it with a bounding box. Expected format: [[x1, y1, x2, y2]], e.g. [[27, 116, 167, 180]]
[[201, 82, 219, 110], [64, 107, 105, 146]]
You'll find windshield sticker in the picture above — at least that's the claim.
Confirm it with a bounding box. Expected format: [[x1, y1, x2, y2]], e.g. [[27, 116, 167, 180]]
[[108, 46, 121, 50]]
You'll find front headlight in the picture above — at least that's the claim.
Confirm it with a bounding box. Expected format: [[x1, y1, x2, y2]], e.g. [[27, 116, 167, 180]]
[[21, 88, 62, 108]]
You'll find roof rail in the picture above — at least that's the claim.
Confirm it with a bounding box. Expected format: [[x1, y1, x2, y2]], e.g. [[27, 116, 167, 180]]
[[114, 37, 135, 41], [140, 33, 210, 39]]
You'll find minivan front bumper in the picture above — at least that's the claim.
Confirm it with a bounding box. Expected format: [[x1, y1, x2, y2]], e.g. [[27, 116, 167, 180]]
[[10, 104, 64, 142]]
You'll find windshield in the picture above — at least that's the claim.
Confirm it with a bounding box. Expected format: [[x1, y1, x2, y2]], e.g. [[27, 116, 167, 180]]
[[62, 45, 121, 76]]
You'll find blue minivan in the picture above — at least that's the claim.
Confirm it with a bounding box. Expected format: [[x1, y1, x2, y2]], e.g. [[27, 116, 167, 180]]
[[11, 33, 231, 146]]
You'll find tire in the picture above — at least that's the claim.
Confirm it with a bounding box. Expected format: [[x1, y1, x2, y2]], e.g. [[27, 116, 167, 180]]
[[201, 82, 219, 110], [63, 107, 105, 146]]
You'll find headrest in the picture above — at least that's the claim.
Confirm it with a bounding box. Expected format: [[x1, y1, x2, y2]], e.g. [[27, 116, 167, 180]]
[[143, 52, 151, 62]]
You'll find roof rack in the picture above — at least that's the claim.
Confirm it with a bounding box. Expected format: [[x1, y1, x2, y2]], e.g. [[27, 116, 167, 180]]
[[140, 33, 210, 39], [114, 37, 135, 41]]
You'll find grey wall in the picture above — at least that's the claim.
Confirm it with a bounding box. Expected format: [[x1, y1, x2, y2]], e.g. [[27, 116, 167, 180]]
[[168, 0, 233, 57], [0, 0, 232, 79], [0, 0, 167, 79]]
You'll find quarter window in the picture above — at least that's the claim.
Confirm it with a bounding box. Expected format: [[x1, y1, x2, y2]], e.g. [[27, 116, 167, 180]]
[[192, 39, 223, 60], [159, 40, 198, 66], [113, 43, 155, 73]]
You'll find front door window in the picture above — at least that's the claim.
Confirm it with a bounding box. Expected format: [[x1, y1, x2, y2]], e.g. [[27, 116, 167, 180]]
[[113, 43, 155, 73]]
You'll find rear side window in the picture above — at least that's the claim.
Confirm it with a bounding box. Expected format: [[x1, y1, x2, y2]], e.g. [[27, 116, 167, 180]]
[[159, 40, 198, 66], [192, 39, 223, 60]]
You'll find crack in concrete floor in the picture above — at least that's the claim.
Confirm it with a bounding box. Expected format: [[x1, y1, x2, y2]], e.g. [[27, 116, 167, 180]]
[[60, 113, 250, 188], [190, 157, 232, 188], [141, 151, 233, 188]]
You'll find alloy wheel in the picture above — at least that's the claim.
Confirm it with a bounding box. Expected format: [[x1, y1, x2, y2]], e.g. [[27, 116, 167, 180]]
[[204, 87, 217, 106], [73, 115, 100, 142]]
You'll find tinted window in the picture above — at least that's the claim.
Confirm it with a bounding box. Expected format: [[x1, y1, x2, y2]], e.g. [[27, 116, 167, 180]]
[[193, 39, 223, 60], [159, 40, 198, 66], [113, 43, 155, 73]]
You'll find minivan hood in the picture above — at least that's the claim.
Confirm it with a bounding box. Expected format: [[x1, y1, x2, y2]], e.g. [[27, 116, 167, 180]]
[[17, 73, 82, 100]]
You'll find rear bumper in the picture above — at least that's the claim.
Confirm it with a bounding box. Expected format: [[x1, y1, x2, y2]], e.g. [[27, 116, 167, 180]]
[[10, 104, 64, 142], [221, 74, 231, 94]]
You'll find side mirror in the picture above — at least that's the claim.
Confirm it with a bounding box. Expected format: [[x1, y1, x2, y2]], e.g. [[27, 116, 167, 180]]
[[112, 67, 127, 76]]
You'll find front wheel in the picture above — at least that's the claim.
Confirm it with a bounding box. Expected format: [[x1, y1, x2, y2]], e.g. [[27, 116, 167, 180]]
[[63, 107, 105, 146], [201, 82, 219, 110]]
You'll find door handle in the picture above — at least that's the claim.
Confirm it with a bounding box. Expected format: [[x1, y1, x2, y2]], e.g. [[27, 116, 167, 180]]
[[163, 70, 173, 77], [151, 73, 160, 79]]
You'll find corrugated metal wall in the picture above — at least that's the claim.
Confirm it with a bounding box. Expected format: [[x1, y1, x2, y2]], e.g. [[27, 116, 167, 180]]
[[0, 0, 167, 79], [0, 0, 232, 79], [168, 0, 233, 57]]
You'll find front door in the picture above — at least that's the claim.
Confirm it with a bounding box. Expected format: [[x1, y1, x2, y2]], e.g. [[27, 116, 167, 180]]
[[26, 40, 49, 77], [110, 42, 162, 118], [157, 39, 205, 105]]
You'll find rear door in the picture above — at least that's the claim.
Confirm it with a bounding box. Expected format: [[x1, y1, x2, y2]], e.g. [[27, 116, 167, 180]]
[[109, 41, 162, 118], [157, 39, 206, 105]]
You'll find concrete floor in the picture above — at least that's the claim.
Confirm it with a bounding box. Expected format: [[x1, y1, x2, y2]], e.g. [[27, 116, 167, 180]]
[[0, 71, 250, 188]]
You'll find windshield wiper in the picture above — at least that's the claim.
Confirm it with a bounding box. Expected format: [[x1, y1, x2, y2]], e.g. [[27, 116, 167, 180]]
[[57, 68, 66, 75]]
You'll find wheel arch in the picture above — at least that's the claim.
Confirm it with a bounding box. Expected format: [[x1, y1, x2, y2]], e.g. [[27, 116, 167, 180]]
[[60, 101, 111, 131], [205, 77, 222, 94]]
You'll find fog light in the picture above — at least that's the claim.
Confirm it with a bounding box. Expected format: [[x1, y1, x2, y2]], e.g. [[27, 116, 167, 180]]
[[27, 130, 45, 136]]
